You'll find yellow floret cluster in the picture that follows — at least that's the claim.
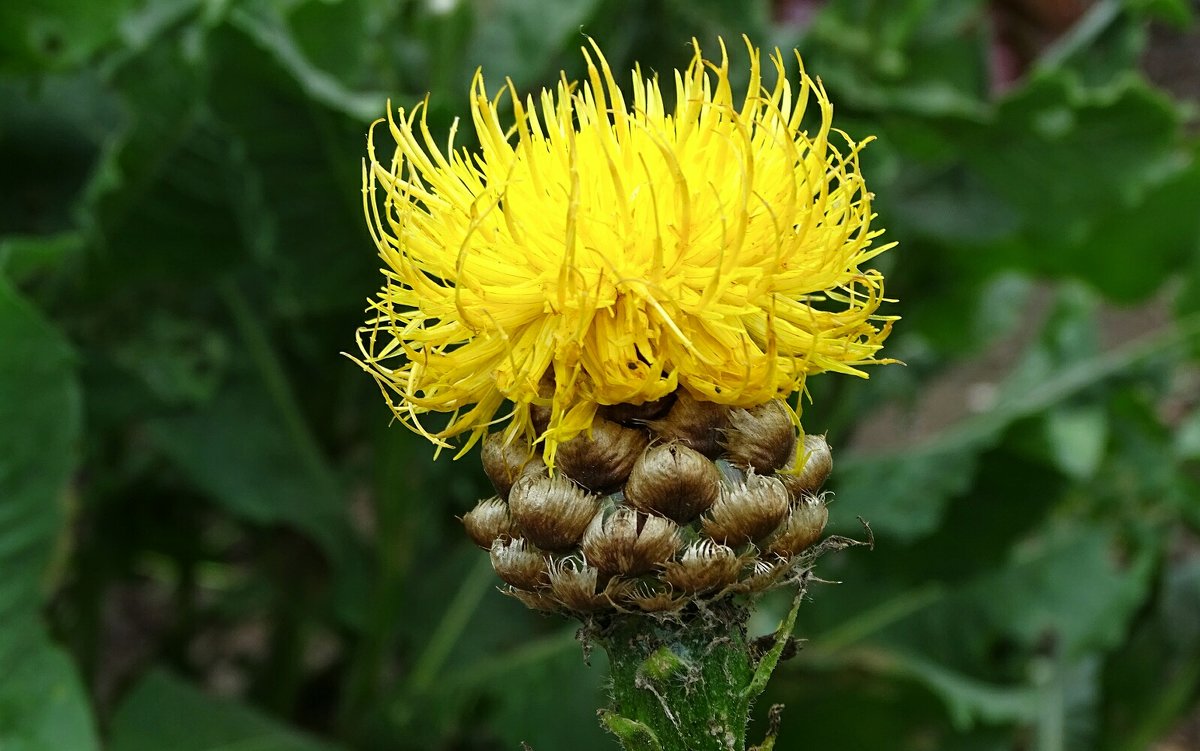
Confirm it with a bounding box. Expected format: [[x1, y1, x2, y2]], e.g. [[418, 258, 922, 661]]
[[356, 37, 896, 466]]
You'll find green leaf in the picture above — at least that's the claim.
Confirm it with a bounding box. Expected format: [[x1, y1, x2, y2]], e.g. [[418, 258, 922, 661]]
[[1126, 0, 1195, 25], [109, 670, 343, 751], [80, 18, 236, 288], [0, 637, 98, 751], [0, 232, 84, 283], [0, 274, 95, 749], [804, 0, 991, 118], [1101, 556, 1200, 750], [0, 273, 79, 645], [143, 378, 353, 568], [1175, 407, 1200, 461], [958, 74, 1187, 299], [1044, 405, 1108, 481], [204, 19, 377, 314], [832, 441, 984, 542], [836, 306, 1200, 540], [968, 525, 1152, 656], [0, 74, 115, 237], [0, 0, 134, 73], [467, 0, 607, 90], [883, 652, 1040, 728], [226, 5, 386, 122]]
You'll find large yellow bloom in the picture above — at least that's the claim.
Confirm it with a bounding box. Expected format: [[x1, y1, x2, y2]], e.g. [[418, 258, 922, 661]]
[[357, 38, 896, 466]]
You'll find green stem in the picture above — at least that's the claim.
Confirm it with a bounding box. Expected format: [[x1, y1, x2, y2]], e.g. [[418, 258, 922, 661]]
[[599, 593, 801, 751], [407, 556, 494, 694], [217, 280, 337, 496]]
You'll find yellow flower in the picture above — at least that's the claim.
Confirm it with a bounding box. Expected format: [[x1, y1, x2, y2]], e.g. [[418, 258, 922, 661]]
[[356, 37, 896, 466]]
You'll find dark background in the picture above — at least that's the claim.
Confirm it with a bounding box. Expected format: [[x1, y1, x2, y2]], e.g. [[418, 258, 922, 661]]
[[2, 1, 1200, 749]]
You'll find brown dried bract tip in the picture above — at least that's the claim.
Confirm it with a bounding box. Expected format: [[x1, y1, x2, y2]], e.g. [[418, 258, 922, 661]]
[[767, 495, 829, 557], [624, 443, 722, 524], [528, 373, 556, 434], [737, 556, 792, 593], [661, 539, 742, 594], [778, 433, 833, 501], [646, 390, 729, 457], [507, 472, 599, 552], [502, 586, 560, 613], [547, 558, 623, 612], [481, 432, 542, 499], [723, 400, 797, 473], [701, 472, 790, 545], [554, 417, 649, 493], [461, 496, 516, 549], [622, 582, 687, 614], [599, 395, 675, 426], [489, 537, 549, 590], [581, 506, 679, 576]]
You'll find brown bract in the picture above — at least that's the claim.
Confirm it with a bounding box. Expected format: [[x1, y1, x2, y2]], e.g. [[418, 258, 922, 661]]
[[554, 417, 649, 493], [624, 443, 722, 524], [489, 537, 549, 589], [646, 391, 730, 458], [481, 432, 543, 498], [547, 558, 629, 612], [661, 539, 743, 594], [766, 495, 829, 557], [461, 496, 516, 549], [599, 395, 675, 426], [722, 400, 797, 473], [581, 507, 680, 576], [702, 472, 790, 545], [777, 433, 833, 501], [507, 472, 599, 551]]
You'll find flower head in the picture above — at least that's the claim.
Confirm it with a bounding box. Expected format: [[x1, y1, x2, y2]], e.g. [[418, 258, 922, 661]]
[[357, 37, 896, 465]]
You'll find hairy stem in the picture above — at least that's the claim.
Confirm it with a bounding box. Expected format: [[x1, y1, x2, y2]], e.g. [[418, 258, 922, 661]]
[[598, 593, 801, 751]]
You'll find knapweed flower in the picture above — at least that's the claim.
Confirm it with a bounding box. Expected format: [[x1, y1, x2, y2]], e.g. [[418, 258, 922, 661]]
[[357, 37, 895, 466]]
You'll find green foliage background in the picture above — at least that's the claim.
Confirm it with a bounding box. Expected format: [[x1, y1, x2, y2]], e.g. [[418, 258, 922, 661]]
[[2, 0, 1199, 749]]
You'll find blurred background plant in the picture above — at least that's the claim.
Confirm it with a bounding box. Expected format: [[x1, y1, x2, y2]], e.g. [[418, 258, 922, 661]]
[[2, 0, 1199, 749]]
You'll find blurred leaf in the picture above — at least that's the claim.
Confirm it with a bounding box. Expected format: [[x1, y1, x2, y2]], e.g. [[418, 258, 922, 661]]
[[1101, 552, 1200, 751], [143, 377, 353, 569], [663, 0, 774, 44], [227, 5, 386, 122], [0, 0, 133, 73], [467, 0, 607, 90], [109, 669, 343, 751], [80, 19, 233, 288], [485, 640, 612, 751], [836, 292, 1196, 541], [0, 232, 83, 283], [0, 274, 94, 748], [1127, 0, 1195, 25], [1059, 151, 1200, 302], [0, 74, 116, 237], [0, 637, 98, 751], [110, 312, 230, 407], [881, 159, 1022, 244], [969, 525, 1152, 656], [1035, 1, 1143, 88], [204, 18, 376, 314], [849, 524, 1152, 737], [805, 0, 991, 118], [884, 651, 1040, 728], [958, 74, 1186, 297], [281, 0, 372, 88], [1031, 655, 1104, 751], [834, 442, 983, 542], [1044, 405, 1108, 480], [1175, 408, 1200, 460]]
